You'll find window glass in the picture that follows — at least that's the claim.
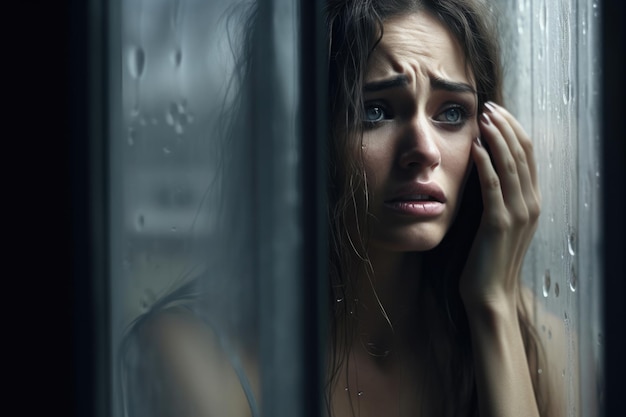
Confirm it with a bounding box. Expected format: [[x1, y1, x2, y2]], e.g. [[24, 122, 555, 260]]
[[495, 0, 602, 415]]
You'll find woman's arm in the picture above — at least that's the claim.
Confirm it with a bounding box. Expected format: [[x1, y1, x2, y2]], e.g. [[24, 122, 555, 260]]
[[459, 102, 543, 417]]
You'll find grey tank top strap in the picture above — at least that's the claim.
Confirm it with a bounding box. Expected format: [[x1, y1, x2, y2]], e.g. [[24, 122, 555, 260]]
[[217, 332, 261, 417]]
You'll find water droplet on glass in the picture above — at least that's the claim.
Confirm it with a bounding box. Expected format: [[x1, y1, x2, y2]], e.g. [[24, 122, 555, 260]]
[[539, 0, 547, 32], [562, 369, 566, 377], [186, 113, 195, 124], [175, 123, 184, 135], [344, 387, 349, 392], [128, 46, 146, 79], [127, 127, 136, 146], [166, 106, 176, 126], [136, 214, 145, 231], [542, 270, 551, 297], [163, 147, 171, 155], [357, 391, 364, 397], [554, 282, 560, 297], [567, 232, 576, 256], [548, 329, 552, 339], [569, 264, 577, 292], [336, 297, 344, 303], [517, 16, 524, 35], [563, 80, 572, 104], [538, 368, 543, 375], [171, 226, 177, 232], [172, 48, 182, 67]]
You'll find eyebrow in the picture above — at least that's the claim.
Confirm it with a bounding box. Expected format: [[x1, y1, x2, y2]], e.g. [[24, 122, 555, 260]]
[[363, 74, 476, 95], [430, 76, 476, 94], [363, 75, 409, 92]]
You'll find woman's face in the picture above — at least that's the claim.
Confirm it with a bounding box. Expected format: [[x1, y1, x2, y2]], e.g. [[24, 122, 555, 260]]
[[361, 11, 479, 252]]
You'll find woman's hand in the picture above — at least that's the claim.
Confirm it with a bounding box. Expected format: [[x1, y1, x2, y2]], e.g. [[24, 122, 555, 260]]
[[459, 102, 542, 417], [459, 101, 541, 312]]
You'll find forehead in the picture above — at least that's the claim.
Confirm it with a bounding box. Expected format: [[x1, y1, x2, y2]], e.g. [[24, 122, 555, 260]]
[[366, 12, 473, 86]]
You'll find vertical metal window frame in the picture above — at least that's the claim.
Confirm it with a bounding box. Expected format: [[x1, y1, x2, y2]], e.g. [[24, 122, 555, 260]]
[[253, 0, 327, 416], [71, 0, 111, 416], [601, 1, 625, 416]]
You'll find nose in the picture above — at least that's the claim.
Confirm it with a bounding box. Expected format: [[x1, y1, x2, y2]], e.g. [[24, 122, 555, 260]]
[[398, 117, 441, 171]]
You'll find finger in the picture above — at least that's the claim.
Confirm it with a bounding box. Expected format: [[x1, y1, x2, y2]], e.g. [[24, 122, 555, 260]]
[[470, 137, 507, 226], [483, 103, 539, 216], [487, 102, 539, 192], [479, 112, 526, 215]]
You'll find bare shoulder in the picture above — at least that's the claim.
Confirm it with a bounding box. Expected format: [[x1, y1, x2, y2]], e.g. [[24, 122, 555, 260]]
[[121, 307, 257, 417], [520, 286, 580, 417]]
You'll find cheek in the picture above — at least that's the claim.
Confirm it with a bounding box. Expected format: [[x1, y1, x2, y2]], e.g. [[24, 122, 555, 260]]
[[442, 139, 474, 183]]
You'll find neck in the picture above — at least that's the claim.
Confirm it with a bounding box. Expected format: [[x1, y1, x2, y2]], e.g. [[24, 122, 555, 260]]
[[341, 248, 424, 355]]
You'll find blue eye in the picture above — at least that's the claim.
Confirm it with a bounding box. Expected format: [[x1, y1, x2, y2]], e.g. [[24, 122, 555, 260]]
[[435, 105, 468, 125], [363, 104, 388, 123]]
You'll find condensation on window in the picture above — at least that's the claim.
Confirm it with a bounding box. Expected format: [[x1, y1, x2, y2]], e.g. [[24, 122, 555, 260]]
[[495, 0, 602, 415]]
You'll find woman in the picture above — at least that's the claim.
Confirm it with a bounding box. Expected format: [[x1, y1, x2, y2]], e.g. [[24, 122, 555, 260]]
[[121, 1, 565, 416]]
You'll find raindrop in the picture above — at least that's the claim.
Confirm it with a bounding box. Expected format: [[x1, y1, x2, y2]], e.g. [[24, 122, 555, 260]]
[[344, 387, 349, 392], [539, 0, 547, 32], [172, 48, 182, 67], [128, 46, 146, 79], [563, 80, 572, 104], [357, 391, 364, 397], [567, 231, 576, 256], [186, 113, 195, 124], [569, 264, 577, 292], [336, 297, 344, 303], [548, 329, 552, 339], [538, 368, 543, 375], [542, 270, 551, 297], [136, 214, 145, 231], [175, 123, 184, 135], [171, 226, 177, 233], [517, 16, 524, 35], [562, 369, 566, 377], [163, 147, 172, 155], [554, 282, 560, 297], [127, 127, 136, 146]]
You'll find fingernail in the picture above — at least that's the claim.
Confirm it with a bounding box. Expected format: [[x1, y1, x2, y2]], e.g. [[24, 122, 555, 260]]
[[480, 113, 491, 125], [474, 137, 483, 147], [484, 101, 496, 113]]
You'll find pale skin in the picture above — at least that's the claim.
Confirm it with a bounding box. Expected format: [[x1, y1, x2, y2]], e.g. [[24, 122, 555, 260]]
[[126, 10, 570, 417]]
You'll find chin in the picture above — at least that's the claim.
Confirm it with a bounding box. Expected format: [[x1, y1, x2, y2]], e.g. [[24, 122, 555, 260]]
[[369, 225, 447, 253]]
